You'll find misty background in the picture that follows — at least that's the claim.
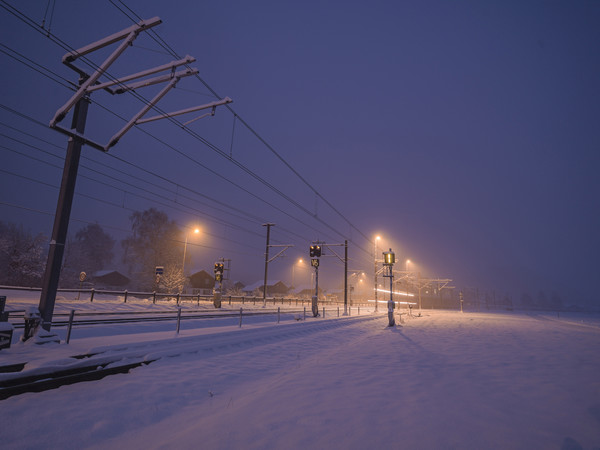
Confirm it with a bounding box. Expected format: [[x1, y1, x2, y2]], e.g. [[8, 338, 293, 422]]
[[0, 0, 598, 308]]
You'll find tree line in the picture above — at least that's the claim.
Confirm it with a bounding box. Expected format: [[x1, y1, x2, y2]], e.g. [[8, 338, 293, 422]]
[[0, 208, 196, 293]]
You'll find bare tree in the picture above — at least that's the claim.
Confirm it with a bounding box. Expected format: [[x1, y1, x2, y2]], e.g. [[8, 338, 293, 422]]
[[0, 222, 46, 286], [121, 208, 182, 291]]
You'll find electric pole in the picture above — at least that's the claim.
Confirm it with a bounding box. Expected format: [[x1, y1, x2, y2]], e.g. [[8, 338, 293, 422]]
[[262, 223, 274, 307], [36, 89, 89, 337]]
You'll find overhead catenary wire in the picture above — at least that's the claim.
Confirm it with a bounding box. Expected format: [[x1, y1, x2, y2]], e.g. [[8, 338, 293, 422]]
[[0, 109, 326, 248], [108, 0, 373, 254], [0, 2, 376, 266], [0, 2, 347, 247], [0, 144, 266, 251]]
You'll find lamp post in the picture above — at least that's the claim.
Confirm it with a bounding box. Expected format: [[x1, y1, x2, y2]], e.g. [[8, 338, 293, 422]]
[[182, 228, 200, 276], [374, 235, 380, 312], [292, 258, 303, 289], [405, 259, 411, 308]]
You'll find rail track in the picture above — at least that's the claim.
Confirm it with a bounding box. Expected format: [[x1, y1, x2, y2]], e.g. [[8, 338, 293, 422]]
[[1, 310, 376, 400], [8, 307, 309, 329]]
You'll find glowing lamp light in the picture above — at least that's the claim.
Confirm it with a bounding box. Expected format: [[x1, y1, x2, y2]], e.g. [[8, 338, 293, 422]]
[[383, 248, 395, 265]]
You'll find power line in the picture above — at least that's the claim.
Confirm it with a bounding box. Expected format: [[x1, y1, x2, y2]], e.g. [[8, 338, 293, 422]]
[[108, 0, 372, 245], [0, 3, 374, 261], [0, 111, 321, 245], [107, 0, 373, 254]]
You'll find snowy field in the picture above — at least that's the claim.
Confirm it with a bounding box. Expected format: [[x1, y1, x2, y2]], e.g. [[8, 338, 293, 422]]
[[1, 293, 600, 449]]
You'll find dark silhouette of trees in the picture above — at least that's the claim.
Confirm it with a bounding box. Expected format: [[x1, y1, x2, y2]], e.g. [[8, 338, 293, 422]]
[[60, 223, 116, 287], [0, 222, 46, 286], [121, 208, 184, 291]]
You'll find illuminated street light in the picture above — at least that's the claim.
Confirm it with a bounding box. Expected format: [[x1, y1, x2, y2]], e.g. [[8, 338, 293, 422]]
[[374, 235, 381, 312], [292, 258, 304, 288], [182, 227, 200, 276]]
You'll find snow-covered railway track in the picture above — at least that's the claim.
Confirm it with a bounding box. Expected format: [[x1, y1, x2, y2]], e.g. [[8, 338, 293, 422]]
[[8, 308, 302, 329], [0, 315, 379, 400]]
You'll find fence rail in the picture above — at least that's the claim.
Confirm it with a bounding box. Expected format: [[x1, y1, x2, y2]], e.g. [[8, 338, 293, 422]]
[[0, 285, 373, 307]]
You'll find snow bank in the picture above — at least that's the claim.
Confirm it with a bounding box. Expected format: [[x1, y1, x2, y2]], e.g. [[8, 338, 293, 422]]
[[1, 310, 599, 449]]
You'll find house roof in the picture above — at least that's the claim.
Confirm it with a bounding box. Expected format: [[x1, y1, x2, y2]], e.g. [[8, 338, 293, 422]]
[[92, 270, 130, 286], [243, 280, 287, 292]]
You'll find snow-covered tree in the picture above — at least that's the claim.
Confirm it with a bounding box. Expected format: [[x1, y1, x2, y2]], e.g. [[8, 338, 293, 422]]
[[161, 265, 186, 294], [60, 223, 115, 288], [121, 208, 183, 291], [0, 222, 46, 287]]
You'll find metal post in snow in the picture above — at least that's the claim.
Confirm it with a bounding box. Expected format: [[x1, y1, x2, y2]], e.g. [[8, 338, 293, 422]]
[[153, 291, 156, 304], [90, 288, 95, 302], [239, 307, 243, 327], [277, 306, 280, 324], [176, 307, 182, 334], [303, 307, 306, 321], [344, 239, 348, 315], [323, 307, 326, 319], [65, 309, 75, 344], [262, 223, 274, 307], [338, 307, 340, 317], [124, 290, 128, 303]]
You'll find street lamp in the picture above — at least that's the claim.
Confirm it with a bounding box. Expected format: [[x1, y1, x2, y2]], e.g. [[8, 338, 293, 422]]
[[405, 259, 411, 305], [374, 235, 381, 312], [292, 258, 303, 289], [182, 227, 200, 276]]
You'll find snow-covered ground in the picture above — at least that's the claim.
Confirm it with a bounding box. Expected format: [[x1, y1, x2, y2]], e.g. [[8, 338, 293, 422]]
[[1, 294, 599, 449]]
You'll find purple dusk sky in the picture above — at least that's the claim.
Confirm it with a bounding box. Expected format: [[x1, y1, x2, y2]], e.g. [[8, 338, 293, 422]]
[[0, 0, 598, 305]]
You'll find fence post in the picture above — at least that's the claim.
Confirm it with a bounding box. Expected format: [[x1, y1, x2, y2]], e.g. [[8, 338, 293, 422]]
[[303, 307, 306, 321], [176, 293, 180, 306], [197, 294, 200, 306], [323, 307, 325, 319], [124, 290, 128, 303], [239, 307, 243, 327], [229, 296, 232, 305], [90, 288, 95, 302], [152, 291, 156, 304], [277, 306, 280, 324], [66, 309, 75, 344], [242, 296, 245, 304], [358, 306, 360, 315], [176, 307, 182, 334]]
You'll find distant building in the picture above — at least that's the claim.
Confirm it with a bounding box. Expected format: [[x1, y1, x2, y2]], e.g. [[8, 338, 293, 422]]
[[188, 270, 215, 295], [92, 270, 130, 290], [242, 280, 289, 296]]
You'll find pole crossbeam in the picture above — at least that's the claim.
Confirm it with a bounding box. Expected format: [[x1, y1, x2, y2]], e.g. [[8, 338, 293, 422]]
[[49, 17, 230, 153]]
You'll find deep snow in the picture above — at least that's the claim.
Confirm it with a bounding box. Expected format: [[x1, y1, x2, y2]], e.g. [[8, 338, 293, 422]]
[[1, 294, 599, 449]]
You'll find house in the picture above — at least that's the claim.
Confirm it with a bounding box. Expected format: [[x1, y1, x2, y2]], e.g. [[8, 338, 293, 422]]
[[92, 270, 130, 290], [290, 284, 314, 298], [188, 270, 215, 295], [242, 280, 289, 296]]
